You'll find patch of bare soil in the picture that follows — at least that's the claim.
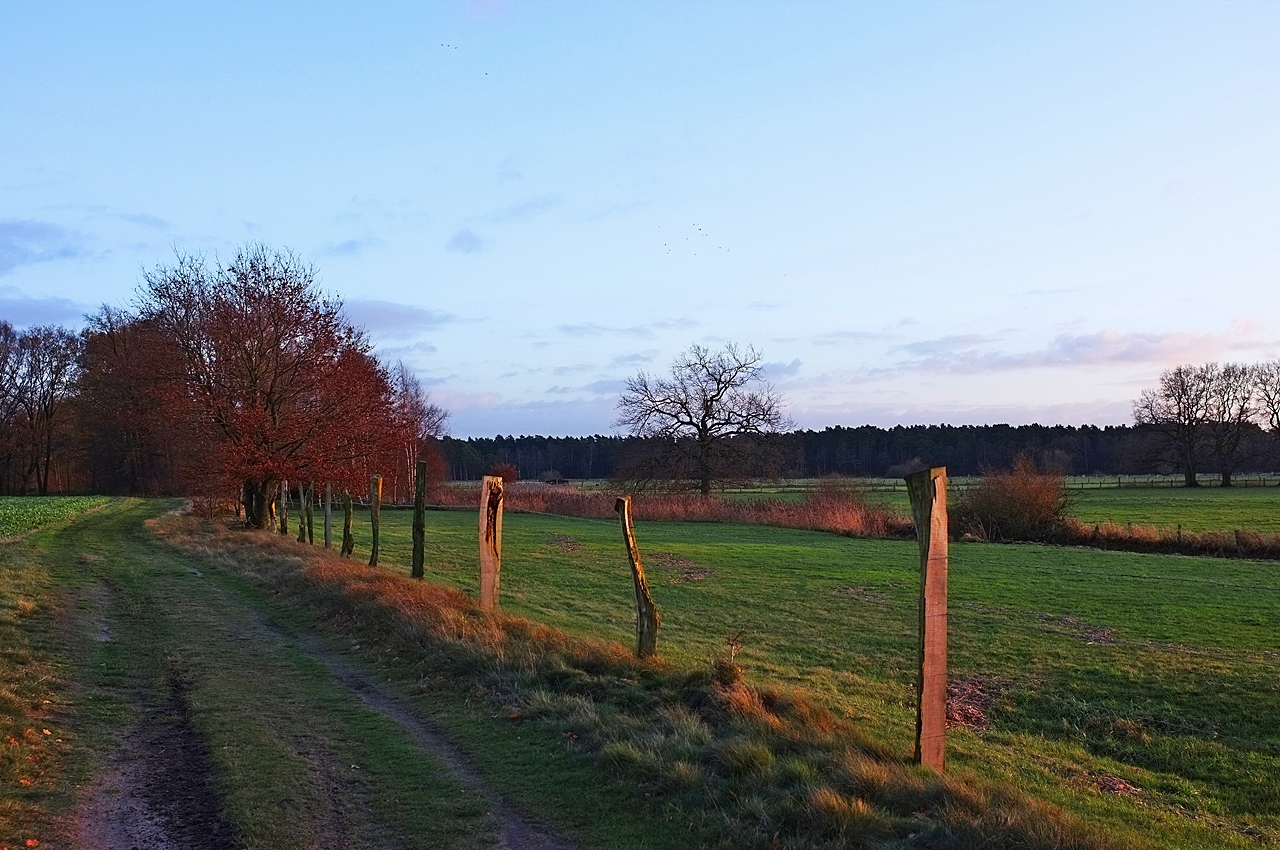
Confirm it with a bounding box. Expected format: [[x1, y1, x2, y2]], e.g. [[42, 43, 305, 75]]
[[545, 533, 584, 553], [946, 676, 1004, 731], [832, 586, 887, 603], [73, 670, 236, 850], [646, 552, 713, 583]]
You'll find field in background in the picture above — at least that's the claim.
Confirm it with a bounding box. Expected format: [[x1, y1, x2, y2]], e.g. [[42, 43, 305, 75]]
[[355, 506, 1279, 848], [0, 496, 112, 538]]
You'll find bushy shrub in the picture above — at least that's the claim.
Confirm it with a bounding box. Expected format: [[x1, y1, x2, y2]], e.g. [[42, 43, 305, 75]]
[[950, 456, 1070, 541]]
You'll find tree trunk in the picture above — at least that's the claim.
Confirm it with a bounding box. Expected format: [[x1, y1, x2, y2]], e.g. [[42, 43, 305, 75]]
[[1221, 469, 1233, 487], [368, 475, 382, 566], [1184, 468, 1199, 487], [341, 490, 355, 557]]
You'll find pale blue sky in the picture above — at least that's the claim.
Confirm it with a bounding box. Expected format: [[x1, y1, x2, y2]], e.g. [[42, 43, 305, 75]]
[[3, 1, 1278, 436]]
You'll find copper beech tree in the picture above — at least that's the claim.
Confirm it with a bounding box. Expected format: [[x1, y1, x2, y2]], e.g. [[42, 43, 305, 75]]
[[135, 245, 406, 527]]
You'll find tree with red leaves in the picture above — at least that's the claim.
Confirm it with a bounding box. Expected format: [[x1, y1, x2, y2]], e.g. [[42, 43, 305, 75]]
[[136, 244, 402, 528]]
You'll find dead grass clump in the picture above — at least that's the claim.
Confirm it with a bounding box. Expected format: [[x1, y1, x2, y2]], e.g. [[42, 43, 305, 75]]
[[154, 511, 1130, 850]]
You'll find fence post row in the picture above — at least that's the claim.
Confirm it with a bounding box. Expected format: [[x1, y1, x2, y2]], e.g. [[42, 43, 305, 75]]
[[478, 475, 504, 611], [904, 466, 949, 773], [369, 475, 383, 567], [412, 461, 427, 579], [615, 496, 660, 658]]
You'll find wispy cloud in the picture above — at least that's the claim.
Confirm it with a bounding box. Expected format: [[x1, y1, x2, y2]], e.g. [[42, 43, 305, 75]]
[[320, 236, 384, 257], [557, 319, 698, 339], [343, 300, 460, 338], [0, 284, 91, 327], [812, 330, 890, 346], [762, 358, 802, 378], [115, 213, 169, 229], [0, 220, 86, 275], [446, 228, 485, 253], [610, 351, 658, 367], [485, 195, 561, 224]]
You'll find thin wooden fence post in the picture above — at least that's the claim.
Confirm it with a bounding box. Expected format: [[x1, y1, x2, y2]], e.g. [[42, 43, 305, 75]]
[[412, 461, 427, 579], [905, 466, 948, 773], [305, 481, 315, 544], [341, 490, 355, 557], [369, 475, 383, 566], [324, 482, 332, 549], [615, 496, 660, 658], [478, 476, 503, 610], [297, 482, 308, 543]]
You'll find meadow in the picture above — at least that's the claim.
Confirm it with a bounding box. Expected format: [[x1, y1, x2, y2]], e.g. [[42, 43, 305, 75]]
[[355, 505, 1279, 848]]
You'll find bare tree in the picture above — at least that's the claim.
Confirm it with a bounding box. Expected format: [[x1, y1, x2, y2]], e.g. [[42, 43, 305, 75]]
[[615, 343, 790, 494], [1132, 363, 1214, 486], [1256, 359, 1280, 471], [390, 360, 449, 500], [1205, 362, 1259, 486], [15, 326, 82, 495]]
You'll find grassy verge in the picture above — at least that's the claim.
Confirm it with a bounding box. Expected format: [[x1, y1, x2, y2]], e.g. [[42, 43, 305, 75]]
[[332, 507, 1276, 849]]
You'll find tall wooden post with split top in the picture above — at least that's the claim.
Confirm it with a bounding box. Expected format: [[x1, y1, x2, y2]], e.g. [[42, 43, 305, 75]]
[[340, 490, 355, 557], [615, 496, 660, 658], [412, 461, 427, 579], [368, 475, 383, 566], [478, 476, 504, 610], [905, 466, 948, 772]]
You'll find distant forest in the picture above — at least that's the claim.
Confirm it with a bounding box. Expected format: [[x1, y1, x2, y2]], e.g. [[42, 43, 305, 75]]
[[441, 422, 1278, 482]]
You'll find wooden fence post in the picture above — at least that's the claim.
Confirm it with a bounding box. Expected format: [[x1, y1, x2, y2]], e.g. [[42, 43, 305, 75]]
[[341, 490, 355, 557], [478, 476, 503, 610], [369, 475, 383, 566], [905, 466, 948, 772], [615, 496, 660, 658], [324, 482, 332, 549], [412, 461, 427, 579]]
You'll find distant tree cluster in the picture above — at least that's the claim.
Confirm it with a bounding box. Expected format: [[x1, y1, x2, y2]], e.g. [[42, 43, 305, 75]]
[[1, 245, 448, 516], [0, 322, 82, 494], [1133, 360, 1280, 486]]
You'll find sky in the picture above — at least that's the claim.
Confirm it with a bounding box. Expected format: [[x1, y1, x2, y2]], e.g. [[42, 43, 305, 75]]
[[3, 1, 1279, 438]]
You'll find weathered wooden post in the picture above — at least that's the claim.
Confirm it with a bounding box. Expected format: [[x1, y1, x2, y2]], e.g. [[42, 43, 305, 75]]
[[369, 475, 383, 567], [412, 461, 427, 579], [305, 481, 315, 544], [905, 466, 948, 772], [478, 476, 503, 610], [278, 479, 289, 536], [615, 496, 660, 658], [341, 490, 355, 557], [324, 482, 333, 549], [297, 482, 308, 543]]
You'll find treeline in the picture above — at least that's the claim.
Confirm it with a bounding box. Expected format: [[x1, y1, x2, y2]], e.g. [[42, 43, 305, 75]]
[[442, 422, 1279, 482], [0, 245, 448, 512]]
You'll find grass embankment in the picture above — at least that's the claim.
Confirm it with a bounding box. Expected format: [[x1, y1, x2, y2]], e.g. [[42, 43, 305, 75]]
[[347, 507, 1275, 849], [0, 496, 111, 538]]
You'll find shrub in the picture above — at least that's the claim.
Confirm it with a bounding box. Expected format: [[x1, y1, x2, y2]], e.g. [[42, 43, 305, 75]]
[[488, 461, 519, 482], [950, 455, 1070, 542]]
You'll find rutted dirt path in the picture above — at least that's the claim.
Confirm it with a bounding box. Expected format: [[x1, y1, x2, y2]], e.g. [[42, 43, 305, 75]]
[[290, 638, 573, 850], [56, 502, 574, 850]]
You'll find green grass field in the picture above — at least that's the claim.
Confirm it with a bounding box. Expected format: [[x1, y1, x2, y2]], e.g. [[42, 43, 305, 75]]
[[350, 506, 1279, 848], [0, 496, 111, 537]]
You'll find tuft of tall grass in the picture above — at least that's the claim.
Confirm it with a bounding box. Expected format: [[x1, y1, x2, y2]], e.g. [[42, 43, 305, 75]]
[[155, 510, 1131, 850]]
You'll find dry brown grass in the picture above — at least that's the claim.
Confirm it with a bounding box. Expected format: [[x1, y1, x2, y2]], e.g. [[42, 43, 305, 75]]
[[433, 480, 914, 540], [152, 510, 1128, 850]]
